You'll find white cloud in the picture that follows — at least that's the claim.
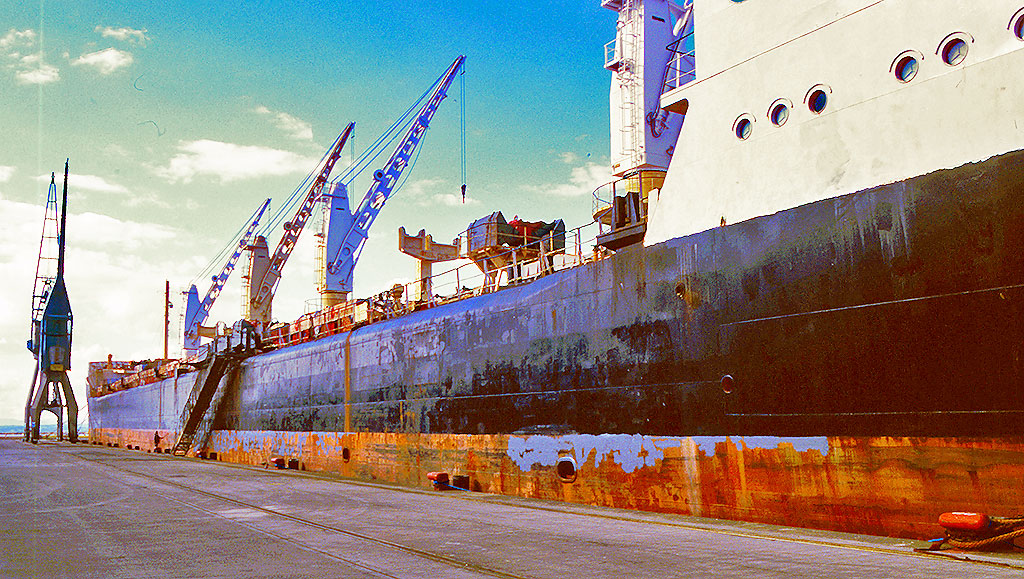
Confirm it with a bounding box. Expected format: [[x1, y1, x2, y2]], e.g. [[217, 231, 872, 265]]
[[2, 30, 60, 85], [32, 172, 168, 208], [254, 106, 313, 141], [74, 211, 177, 250], [122, 191, 171, 209], [15, 63, 59, 85], [95, 26, 149, 45], [154, 139, 318, 183], [434, 192, 480, 206], [0, 198, 192, 423], [0, 28, 35, 50], [526, 162, 613, 198], [0, 166, 13, 182], [73, 47, 133, 75], [403, 177, 446, 198], [559, 152, 580, 164], [398, 178, 478, 206], [102, 144, 131, 158], [36, 173, 129, 194]]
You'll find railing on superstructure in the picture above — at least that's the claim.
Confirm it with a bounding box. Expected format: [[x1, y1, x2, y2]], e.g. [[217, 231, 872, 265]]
[[663, 31, 696, 93], [605, 38, 624, 71], [592, 180, 620, 232], [592, 172, 662, 231]]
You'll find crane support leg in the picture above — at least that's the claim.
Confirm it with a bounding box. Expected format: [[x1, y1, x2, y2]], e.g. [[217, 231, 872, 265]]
[[23, 370, 38, 442], [59, 372, 79, 443], [27, 369, 78, 443]]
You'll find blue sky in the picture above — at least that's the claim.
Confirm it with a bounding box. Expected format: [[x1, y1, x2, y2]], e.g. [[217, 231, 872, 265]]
[[0, 1, 618, 423]]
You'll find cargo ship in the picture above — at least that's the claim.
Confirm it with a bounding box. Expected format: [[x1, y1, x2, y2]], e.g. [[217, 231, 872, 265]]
[[86, 0, 1024, 540]]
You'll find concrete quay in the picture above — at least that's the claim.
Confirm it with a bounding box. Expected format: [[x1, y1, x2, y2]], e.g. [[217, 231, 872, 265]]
[[2, 439, 1022, 578]]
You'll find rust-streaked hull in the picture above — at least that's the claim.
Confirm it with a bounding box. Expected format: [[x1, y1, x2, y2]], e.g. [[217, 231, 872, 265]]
[[89, 427, 1024, 540], [89, 149, 1024, 539]]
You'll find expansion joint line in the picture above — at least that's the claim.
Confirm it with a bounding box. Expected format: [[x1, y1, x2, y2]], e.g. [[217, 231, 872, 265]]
[[67, 449, 533, 579]]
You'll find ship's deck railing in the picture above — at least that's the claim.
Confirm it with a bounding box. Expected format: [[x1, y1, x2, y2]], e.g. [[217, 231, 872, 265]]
[[592, 180, 621, 226], [267, 219, 607, 347], [663, 34, 696, 92], [87, 358, 183, 397], [92, 221, 611, 392], [395, 219, 603, 311]]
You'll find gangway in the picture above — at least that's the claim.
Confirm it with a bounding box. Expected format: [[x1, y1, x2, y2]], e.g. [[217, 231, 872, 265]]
[[173, 322, 260, 456]]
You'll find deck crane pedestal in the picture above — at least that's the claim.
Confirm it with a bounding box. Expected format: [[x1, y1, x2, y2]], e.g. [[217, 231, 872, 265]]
[[397, 227, 460, 303], [183, 198, 271, 356], [24, 161, 78, 444], [322, 55, 466, 304]]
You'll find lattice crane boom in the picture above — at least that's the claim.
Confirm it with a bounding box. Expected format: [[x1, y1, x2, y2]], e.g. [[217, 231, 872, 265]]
[[246, 122, 355, 324], [183, 197, 271, 353], [27, 173, 60, 355]]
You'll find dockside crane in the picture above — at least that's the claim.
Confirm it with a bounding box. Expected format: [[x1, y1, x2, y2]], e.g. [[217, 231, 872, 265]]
[[25, 161, 77, 443], [183, 198, 271, 356], [322, 55, 466, 304], [244, 122, 355, 325]]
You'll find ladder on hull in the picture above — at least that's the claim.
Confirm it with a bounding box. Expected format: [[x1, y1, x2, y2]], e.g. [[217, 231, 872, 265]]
[[173, 354, 236, 456]]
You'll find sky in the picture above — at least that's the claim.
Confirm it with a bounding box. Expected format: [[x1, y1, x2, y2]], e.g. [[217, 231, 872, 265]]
[[0, 1, 617, 425]]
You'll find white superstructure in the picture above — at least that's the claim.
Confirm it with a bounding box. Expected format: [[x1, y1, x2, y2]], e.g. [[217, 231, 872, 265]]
[[604, 0, 691, 176], [645, 0, 1024, 244]]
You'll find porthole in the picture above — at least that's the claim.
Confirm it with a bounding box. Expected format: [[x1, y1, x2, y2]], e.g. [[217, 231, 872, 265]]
[[733, 115, 753, 140], [805, 85, 831, 114], [1012, 9, 1024, 40], [721, 374, 735, 394], [770, 104, 788, 126], [768, 99, 791, 127], [556, 456, 578, 483], [941, 38, 968, 66], [808, 91, 827, 113], [937, 33, 972, 66], [895, 56, 918, 82]]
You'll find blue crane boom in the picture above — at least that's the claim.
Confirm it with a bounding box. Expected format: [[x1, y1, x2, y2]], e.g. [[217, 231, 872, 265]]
[[323, 55, 465, 299], [183, 197, 271, 355]]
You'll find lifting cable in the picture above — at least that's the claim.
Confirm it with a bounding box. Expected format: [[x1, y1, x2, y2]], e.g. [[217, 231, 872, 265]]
[[237, 69, 447, 267], [258, 139, 337, 239], [335, 79, 437, 186], [460, 64, 467, 203], [190, 201, 271, 288]]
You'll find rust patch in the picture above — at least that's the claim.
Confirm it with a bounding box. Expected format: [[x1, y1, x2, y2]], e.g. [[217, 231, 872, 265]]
[[90, 427, 1024, 540]]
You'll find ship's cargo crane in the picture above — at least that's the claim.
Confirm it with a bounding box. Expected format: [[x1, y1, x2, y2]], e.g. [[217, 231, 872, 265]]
[[244, 122, 355, 325], [24, 161, 78, 443], [321, 55, 466, 305], [183, 198, 271, 356]]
